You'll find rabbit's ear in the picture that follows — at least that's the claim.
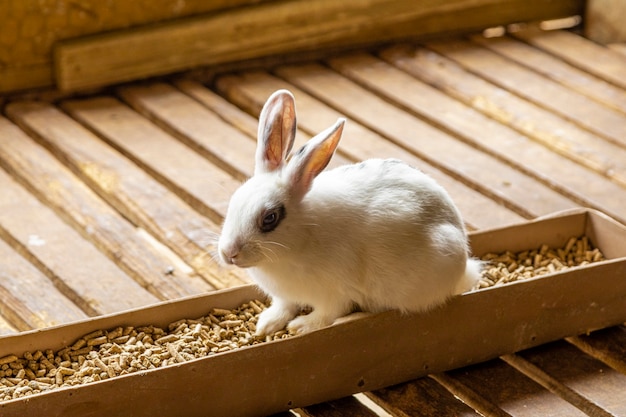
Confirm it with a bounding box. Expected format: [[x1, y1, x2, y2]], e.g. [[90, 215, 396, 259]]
[[286, 118, 345, 200], [256, 90, 297, 174]]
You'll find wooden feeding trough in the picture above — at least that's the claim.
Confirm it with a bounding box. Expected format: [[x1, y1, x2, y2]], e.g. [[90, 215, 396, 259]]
[[0, 209, 625, 416], [1, 0, 626, 415]]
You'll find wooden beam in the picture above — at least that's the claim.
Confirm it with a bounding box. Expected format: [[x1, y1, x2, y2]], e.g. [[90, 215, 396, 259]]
[[54, 0, 584, 91], [0, 64, 52, 94]]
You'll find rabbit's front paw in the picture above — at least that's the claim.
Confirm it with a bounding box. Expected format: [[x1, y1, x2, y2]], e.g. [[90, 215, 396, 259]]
[[255, 302, 297, 336], [287, 313, 333, 335]]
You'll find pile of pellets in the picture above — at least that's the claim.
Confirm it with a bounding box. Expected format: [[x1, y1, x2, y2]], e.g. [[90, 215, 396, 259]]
[[0, 299, 290, 402], [475, 236, 606, 289]]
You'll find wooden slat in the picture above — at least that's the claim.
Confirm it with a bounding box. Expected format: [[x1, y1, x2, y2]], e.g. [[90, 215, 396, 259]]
[[118, 83, 257, 181], [0, 237, 87, 331], [470, 34, 626, 115], [609, 43, 626, 57], [179, 76, 371, 176], [270, 63, 580, 218], [513, 28, 626, 90], [181, 75, 356, 175], [119, 82, 352, 171], [178, 78, 357, 170], [175, 79, 262, 139], [501, 354, 614, 417], [370, 377, 480, 416], [444, 359, 588, 417], [0, 167, 159, 316], [328, 52, 626, 225], [216, 71, 525, 230], [567, 326, 626, 374], [28, 102, 244, 291], [56, 98, 239, 223], [518, 341, 626, 415], [425, 38, 626, 148], [176, 77, 368, 177], [430, 373, 512, 417], [0, 115, 207, 301], [380, 44, 626, 188], [176, 75, 353, 175], [53, 0, 584, 91], [0, 316, 16, 336]]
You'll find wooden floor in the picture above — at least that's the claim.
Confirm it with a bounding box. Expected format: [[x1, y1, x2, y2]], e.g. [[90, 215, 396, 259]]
[[1, 26, 626, 416]]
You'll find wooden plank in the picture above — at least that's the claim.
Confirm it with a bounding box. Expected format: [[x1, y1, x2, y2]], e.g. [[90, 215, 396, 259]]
[[0, 115, 208, 301], [47, 99, 246, 289], [609, 43, 626, 57], [118, 83, 257, 181], [175, 79, 262, 140], [178, 77, 367, 173], [512, 28, 626, 90], [567, 326, 626, 374], [0, 167, 159, 316], [328, 52, 626, 224], [118, 82, 351, 172], [0, 316, 16, 336], [216, 71, 525, 230], [380, 44, 626, 188], [501, 354, 615, 417], [430, 373, 512, 417], [370, 377, 480, 416], [270, 63, 580, 218], [0, 64, 52, 94], [302, 396, 379, 417], [425, 38, 626, 149], [118, 82, 346, 174], [53, 0, 584, 91], [444, 359, 588, 417], [470, 34, 626, 115], [57, 98, 239, 223], [518, 341, 626, 415], [0, 237, 88, 331]]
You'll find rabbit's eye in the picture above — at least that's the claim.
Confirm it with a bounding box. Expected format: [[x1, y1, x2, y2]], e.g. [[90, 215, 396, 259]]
[[259, 205, 285, 233], [263, 212, 277, 225]]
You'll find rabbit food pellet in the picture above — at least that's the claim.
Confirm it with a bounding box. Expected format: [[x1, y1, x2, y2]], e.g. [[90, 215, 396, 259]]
[[0, 299, 291, 402], [475, 236, 605, 289]]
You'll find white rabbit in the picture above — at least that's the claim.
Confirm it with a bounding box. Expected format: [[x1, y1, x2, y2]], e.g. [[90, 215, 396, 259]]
[[218, 89, 481, 335]]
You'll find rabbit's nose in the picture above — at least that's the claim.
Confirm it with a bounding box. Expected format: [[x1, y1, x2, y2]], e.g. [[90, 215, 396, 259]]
[[220, 247, 240, 265]]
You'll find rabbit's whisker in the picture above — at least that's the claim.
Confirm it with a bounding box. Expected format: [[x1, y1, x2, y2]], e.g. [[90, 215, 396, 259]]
[[256, 242, 279, 263], [196, 248, 222, 266], [259, 248, 276, 263], [208, 250, 222, 265], [301, 222, 320, 228], [264, 240, 290, 251]]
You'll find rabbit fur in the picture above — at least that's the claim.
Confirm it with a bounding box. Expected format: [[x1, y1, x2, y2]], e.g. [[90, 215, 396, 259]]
[[218, 89, 481, 335]]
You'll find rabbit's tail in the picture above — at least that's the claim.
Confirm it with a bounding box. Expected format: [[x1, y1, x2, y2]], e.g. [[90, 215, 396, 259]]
[[454, 258, 483, 294]]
